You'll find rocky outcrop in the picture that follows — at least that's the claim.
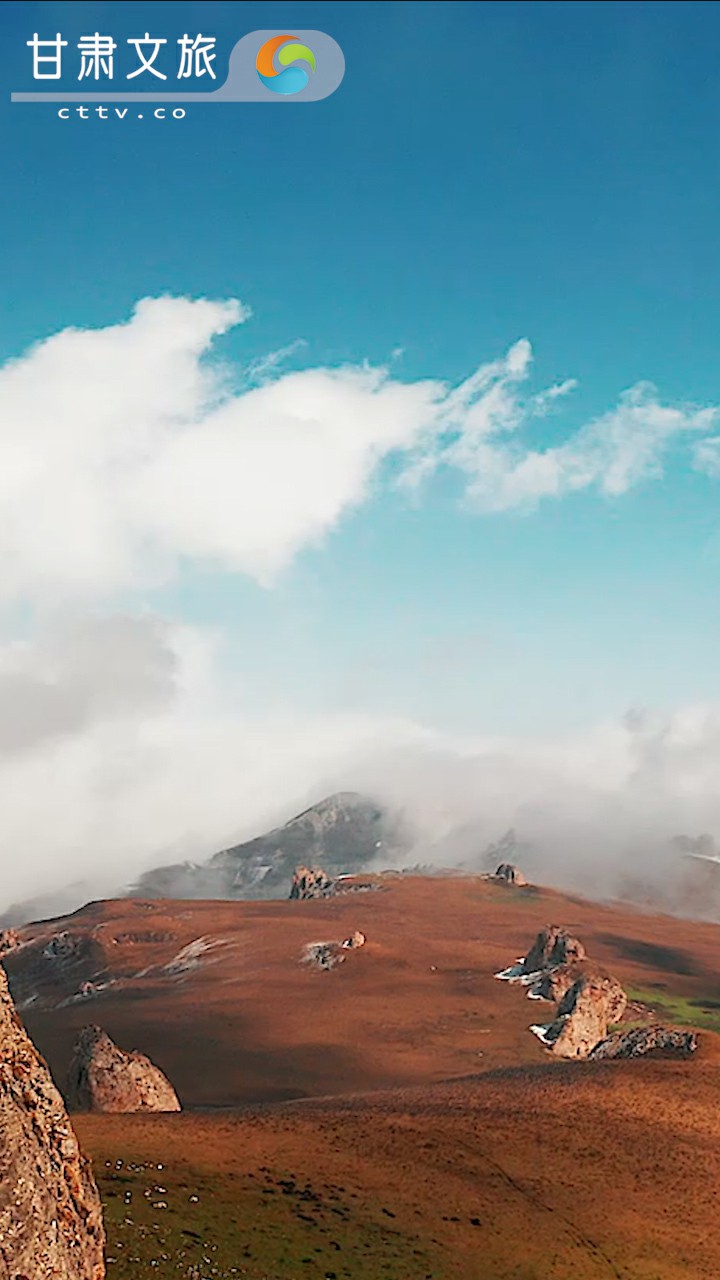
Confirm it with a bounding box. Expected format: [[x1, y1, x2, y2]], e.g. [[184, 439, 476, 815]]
[[532, 972, 627, 1059], [498, 916, 700, 1066], [590, 1026, 698, 1060], [0, 966, 105, 1279], [493, 863, 528, 886], [66, 1025, 181, 1114], [289, 865, 335, 900], [523, 925, 586, 974]]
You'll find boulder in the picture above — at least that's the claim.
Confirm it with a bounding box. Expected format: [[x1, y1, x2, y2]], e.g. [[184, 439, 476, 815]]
[[0, 965, 105, 1279], [493, 863, 528, 886], [289, 865, 335, 900], [533, 972, 627, 1059], [66, 1025, 181, 1114], [523, 925, 586, 974], [590, 1026, 698, 1060], [342, 930, 366, 949]]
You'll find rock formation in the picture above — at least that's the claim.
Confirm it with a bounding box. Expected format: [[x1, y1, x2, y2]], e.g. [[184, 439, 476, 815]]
[[532, 972, 627, 1059], [523, 925, 586, 974], [498, 915, 700, 1066], [0, 966, 106, 1279], [493, 863, 528, 886], [289, 865, 335, 900], [590, 1026, 698, 1060], [66, 1025, 181, 1114]]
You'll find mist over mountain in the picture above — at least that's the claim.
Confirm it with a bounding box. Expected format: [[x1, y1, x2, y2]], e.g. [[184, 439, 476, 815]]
[[131, 791, 409, 902]]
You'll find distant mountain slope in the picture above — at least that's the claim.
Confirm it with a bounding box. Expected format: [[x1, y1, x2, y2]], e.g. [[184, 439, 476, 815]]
[[131, 791, 407, 901]]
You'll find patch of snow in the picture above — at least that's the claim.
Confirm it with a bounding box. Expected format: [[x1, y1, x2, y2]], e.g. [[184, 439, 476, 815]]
[[163, 935, 229, 976], [495, 961, 542, 984], [530, 1023, 556, 1045]]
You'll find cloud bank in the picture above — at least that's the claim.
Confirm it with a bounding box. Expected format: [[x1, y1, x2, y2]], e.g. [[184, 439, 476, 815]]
[[2, 614, 720, 913]]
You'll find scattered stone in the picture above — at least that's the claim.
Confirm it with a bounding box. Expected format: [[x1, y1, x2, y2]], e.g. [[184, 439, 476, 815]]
[[493, 863, 528, 887], [531, 972, 627, 1059], [0, 965, 106, 1278], [66, 1025, 181, 1113], [290, 865, 335, 900], [590, 1026, 698, 1060]]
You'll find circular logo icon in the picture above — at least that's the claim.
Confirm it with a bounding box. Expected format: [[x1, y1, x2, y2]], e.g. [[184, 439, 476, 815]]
[[256, 34, 317, 95]]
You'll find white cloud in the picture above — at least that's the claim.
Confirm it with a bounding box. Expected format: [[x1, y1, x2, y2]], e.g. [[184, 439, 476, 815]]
[[436, 376, 718, 513], [693, 435, 720, 478], [2, 297, 718, 604], [0, 296, 446, 600]]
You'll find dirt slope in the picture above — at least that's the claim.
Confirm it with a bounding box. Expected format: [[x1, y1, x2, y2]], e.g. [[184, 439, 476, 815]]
[[7, 876, 720, 1107], [78, 1050, 720, 1280]]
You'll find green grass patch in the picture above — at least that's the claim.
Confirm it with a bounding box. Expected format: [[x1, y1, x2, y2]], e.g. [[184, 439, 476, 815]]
[[96, 1151, 439, 1280], [627, 987, 720, 1034]]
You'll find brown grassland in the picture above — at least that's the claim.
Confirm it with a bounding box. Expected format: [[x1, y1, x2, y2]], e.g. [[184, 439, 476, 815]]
[[9, 875, 720, 1278]]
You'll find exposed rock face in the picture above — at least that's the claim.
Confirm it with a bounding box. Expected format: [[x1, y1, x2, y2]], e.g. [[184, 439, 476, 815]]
[[0, 929, 20, 955], [523, 925, 586, 974], [493, 863, 528, 886], [0, 966, 105, 1279], [590, 1026, 698, 1060], [133, 792, 405, 902], [534, 973, 627, 1059], [527, 963, 579, 1003], [289, 866, 335, 900], [66, 1025, 181, 1114]]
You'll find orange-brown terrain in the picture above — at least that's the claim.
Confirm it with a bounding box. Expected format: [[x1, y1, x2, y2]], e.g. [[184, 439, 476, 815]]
[[7, 875, 720, 1278]]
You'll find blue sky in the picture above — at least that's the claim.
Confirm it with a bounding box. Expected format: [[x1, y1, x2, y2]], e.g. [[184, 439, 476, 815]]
[[2, 0, 720, 742]]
